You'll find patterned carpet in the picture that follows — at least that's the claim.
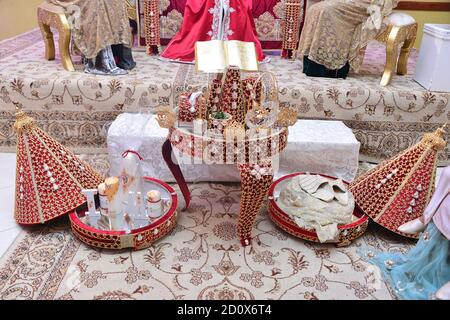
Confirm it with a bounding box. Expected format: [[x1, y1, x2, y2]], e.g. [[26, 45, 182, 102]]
[[0, 29, 449, 164], [0, 156, 415, 300]]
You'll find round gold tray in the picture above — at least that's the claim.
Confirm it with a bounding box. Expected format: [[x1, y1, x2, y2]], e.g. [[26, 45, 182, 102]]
[[69, 177, 178, 250], [268, 173, 369, 247]]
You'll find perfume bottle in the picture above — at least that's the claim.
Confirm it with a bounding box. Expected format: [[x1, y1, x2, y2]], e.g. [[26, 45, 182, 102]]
[[136, 191, 146, 218], [82, 189, 98, 226], [147, 190, 163, 219], [97, 182, 109, 217], [104, 177, 122, 230]]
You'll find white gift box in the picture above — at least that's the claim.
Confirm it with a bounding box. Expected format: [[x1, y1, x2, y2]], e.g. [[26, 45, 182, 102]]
[[414, 24, 450, 92], [107, 114, 360, 183], [281, 120, 360, 182]]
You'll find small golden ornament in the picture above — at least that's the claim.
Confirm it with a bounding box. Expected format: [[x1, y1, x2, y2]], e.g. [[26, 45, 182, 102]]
[[421, 123, 447, 151], [255, 108, 269, 119], [14, 103, 36, 133], [155, 106, 177, 128], [276, 107, 298, 127]]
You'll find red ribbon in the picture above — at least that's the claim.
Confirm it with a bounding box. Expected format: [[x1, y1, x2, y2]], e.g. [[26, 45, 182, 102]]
[[122, 150, 144, 161]]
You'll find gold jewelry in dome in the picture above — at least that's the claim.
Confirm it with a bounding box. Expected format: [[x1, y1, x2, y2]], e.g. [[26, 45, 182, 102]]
[[156, 106, 177, 129], [276, 107, 298, 127]]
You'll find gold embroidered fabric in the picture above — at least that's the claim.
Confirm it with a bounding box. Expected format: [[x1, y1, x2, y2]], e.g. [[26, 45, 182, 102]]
[[297, 0, 398, 70], [47, 0, 132, 58]]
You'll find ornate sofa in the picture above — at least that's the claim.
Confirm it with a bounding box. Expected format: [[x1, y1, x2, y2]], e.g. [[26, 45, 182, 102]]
[[126, 0, 306, 57]]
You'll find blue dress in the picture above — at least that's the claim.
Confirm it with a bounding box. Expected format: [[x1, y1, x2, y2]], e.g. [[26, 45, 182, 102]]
[[361, 222, 450, 300]]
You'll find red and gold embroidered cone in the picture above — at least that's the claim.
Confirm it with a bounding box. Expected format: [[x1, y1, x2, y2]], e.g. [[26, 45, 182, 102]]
[[14, 107, 103, 224], [349, 125, 447, 238]]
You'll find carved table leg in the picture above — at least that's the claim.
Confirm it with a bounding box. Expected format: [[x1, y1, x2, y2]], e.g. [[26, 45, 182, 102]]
[[57, 14, 75, 72], [380, 26, 400, 86], [397, 32, 416, 76], [162, 139, 191, 210], [38, 21, 56, 61], [237, 162, 274, 247]]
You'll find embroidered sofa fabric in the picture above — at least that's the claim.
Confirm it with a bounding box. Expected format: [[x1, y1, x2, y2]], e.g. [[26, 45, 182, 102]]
[[0, 31, 448, 165]]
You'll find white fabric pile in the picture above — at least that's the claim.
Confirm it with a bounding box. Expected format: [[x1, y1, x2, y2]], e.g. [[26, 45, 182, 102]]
[[277, 174, 356, 242]]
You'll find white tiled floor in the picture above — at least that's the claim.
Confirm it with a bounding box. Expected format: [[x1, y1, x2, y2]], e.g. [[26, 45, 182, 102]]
[[0, 153, 21, 259]]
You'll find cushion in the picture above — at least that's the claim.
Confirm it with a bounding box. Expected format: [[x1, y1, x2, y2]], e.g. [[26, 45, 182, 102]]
[[386, 12, 416, 27]]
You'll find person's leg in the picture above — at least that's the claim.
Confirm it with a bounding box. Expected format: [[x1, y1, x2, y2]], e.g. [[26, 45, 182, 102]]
[[112, 44, 136, 70], [303, 56, 350, 79], [299, 0, 371, 76], [84, 46, 128, 75]]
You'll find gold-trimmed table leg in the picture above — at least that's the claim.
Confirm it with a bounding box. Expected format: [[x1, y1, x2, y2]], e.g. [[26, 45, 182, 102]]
[[380, 26, 400, 87], [237, 161, 274, 246], [38, 21, 56, 61], [37, 6, 74, 72], [397, 24, 417, 75], [57, 13, 75, 72]]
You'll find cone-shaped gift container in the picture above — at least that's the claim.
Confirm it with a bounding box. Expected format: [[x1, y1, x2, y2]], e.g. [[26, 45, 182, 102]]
[[14, 107, 103, 224], [349, 125, 447, 238]]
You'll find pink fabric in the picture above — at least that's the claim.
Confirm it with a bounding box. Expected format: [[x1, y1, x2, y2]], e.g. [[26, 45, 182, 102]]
[[161, 0, 265, 62], [422, 166, 450, 240]]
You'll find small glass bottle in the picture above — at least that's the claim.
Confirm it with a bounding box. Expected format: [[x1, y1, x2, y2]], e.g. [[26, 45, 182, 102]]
[[147, 190, 162, 219], [97, 182, 109, 217]]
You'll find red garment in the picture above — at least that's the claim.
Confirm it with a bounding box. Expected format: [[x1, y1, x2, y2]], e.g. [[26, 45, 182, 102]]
[[161, 0, 265, 62]]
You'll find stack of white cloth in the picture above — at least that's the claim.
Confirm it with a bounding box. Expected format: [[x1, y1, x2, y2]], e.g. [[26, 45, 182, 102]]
[[276, 174, 356, 242]]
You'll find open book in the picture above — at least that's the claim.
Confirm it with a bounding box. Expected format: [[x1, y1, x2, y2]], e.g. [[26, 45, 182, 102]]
[[195, 40, 259, 72]]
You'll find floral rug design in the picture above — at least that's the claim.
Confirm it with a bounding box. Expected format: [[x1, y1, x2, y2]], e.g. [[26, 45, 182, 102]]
[[0, 156, 415, 300], [0, 185, 415, 300]]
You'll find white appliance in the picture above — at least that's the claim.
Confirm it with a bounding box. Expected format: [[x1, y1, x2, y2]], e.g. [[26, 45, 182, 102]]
[[414, 24, 450, 92]]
